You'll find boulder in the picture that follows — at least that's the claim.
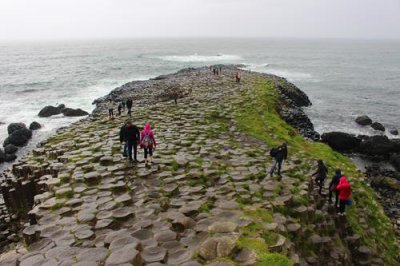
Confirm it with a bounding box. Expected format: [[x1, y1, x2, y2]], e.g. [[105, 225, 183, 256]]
[[321, 132, 361, 151], [4, 144, 18, 154], [61, 108, 89, 117], [7, 123, 27, 134], [0, 148, 5, 163], [390, 129, 399, 136], [38, 105, 62, 117], [371, 122, 385, 131], [5, 154, 17, 162], [3, 128, 32, 147], [359, 135, 395, 155], [355, 116, 372, 126], [29, 121, 42, 130], [58, 104, 66, 109]]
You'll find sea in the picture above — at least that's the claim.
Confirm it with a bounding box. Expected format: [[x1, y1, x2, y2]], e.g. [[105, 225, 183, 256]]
[[1, 38, 399, 168]]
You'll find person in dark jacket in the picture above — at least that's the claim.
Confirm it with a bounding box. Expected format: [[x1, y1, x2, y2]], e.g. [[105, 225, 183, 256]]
[[269, 143, 287, 179], [119, 121, 128, 157], [119, 120, 140, 162], [117, 103, 123, 116], [328, 169, 342, 209], [312, 160, 328, 195], [126, 98, 133, 117]]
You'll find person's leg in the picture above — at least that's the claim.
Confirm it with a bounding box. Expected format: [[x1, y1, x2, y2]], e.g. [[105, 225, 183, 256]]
[[149, 148, 153, 163], [339, 200, 346, 214], [144, 148, 148, 164], [277, 160, 282, 176], [133, 143, 138, 161], [269, 159, 277, 176], [123, 143, 128, 157], [335, 191, 339, 208], [328, 190, 333, 203], [127, 141, 133, 161]]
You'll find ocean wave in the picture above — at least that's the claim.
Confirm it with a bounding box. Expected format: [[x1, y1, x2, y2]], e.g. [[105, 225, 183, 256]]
[[243, 63, 317, 82], [157, 53, 242, 63]]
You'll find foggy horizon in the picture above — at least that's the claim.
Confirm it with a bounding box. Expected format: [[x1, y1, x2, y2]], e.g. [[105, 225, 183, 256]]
[[1, 0, 400, 41]]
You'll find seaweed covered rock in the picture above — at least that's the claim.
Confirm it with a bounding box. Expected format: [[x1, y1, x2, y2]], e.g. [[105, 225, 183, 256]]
[[355, 115, 372, 126], [321, 132, 361, 152], [38, 105, 62, 117], [61, 108, 89, 117], [29, 121, 42, 130], [371, 122, 385, 132], [3, 126, 32, 147], [359, 135, 396, 155]]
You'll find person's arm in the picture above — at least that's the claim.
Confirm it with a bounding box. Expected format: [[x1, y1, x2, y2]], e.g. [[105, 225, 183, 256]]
[[151, 133, 157, 147], [136, 128, 140, 144]]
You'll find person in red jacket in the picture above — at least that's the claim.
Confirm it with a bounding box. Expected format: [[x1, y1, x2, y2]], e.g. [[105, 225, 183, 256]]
[[336, 176, 352, 215], [140, 122, 157, 165]]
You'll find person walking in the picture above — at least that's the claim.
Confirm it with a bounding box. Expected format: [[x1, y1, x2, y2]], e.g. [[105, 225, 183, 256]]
[[120, 120, 140, 162], [269, 143, 287, 179], [121, 99, 126, 112], [311, 160, 328, 195], [336, 176, 352, 215], [107, 99, 114, 119], [235, 72, 241, 83], [119, 120, 129, 157], [328, 169, 342, 210], [140, 122, 157, 165], [126, 98, 133, 117], [117, 102, 123, 116]]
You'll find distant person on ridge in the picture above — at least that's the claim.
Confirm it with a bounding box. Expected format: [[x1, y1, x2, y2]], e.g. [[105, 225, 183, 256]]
[[269, 143, 288, 179], [336, 175, 352, 215], [120, 120, 140, 162], [107, 99, 114, 119], [328, 169, 342, 210], [235, 72, 241, 83], [126, 98, 133, 117], [117, 102, 123, 116], [140, 122, 157, 165], [311, 160, 328, 195]]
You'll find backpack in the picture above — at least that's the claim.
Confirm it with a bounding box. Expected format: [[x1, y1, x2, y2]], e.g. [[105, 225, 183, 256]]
[[141, 133, 153, 148], [270, 147, 278, 157]]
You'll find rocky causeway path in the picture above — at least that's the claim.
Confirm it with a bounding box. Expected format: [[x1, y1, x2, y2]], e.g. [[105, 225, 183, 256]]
[[0, 66, 398, 265]]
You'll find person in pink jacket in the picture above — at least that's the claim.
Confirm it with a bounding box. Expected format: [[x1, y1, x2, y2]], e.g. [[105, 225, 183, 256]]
[[140, 122, 157, 165]]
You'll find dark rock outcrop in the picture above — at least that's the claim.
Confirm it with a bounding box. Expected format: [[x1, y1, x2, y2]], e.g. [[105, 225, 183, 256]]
[[371, 122, 385, 132], [61, 108, 89, 117], [5, 153, 17, 162], [0, 148, 5, 163], [3, 127, 32, 147], [321, 132, 361, 151], [7, 123, 27, 135], [38, 106, 62, 117], [4, 144, 18, 154], [390, 129, 399, 136], [29, 121, 42, 130], [276, 83, 311, 107], [274, 80, 318, 140], [359, 135, 396, 155], [355, 116, 372, 126]]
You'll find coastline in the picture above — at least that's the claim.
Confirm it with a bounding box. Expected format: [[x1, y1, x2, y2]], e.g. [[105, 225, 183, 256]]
[[1, 66, 399, 265]]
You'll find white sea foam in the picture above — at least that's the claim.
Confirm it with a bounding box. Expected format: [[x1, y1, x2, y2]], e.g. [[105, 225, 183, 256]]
[[158, 53, 242, 63], [243, 63, 317, 82]]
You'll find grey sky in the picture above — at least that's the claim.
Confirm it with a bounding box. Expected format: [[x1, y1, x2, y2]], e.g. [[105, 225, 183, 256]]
[[0, 0, 399, 40]]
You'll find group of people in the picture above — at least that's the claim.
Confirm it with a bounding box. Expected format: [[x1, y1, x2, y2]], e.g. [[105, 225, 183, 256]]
[[119, 120, 157, 165], [107, 98, 134, 119], [269, 143, 352, 215], [208, 65, 242, 83]]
